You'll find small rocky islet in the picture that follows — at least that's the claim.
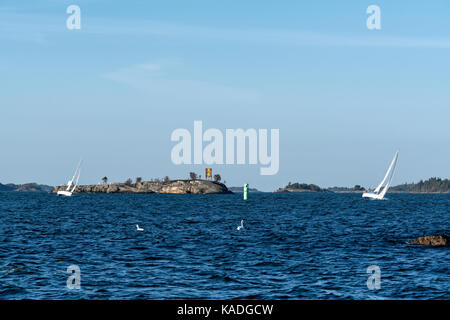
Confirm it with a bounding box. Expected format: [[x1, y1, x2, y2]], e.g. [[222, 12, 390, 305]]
[[408, 235, 449, 246], [52, 179, 232, 194]]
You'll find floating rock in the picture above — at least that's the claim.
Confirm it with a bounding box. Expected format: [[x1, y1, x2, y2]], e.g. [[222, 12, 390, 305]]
[[408, 235, 449, 246]]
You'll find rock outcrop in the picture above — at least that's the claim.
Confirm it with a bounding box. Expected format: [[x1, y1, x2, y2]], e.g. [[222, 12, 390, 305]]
[[52, 180, 232, 195], [408, 235, 449, 246]]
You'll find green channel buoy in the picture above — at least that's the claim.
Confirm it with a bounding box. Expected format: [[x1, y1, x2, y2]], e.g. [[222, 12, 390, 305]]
[[243, 184, 248, 200]]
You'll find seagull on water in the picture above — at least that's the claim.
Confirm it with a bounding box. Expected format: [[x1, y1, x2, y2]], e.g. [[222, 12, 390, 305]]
[[136, 224, 144, 231], [237, 219, 244, 231]]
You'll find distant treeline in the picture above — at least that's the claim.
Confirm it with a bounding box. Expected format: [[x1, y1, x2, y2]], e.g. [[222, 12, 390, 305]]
[[328, 185, 366, 192], [281, 178, 449, 193], [390, 177, 450, 193], [0, 183, 53, 192], [284, 182, 365, 192]]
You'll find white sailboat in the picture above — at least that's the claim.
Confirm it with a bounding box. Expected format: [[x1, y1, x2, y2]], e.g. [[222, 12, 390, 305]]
[[362, 151, 399, 200], [57, 159, 82, 197]]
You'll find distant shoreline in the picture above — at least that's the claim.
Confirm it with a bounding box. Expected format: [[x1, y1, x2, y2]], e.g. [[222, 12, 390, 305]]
[[1, 177, 449, 194], [229, 186, 263, 193], [0, 183, 53, 193], [275, 189, 450, 194], [276, 177, 449, 194]]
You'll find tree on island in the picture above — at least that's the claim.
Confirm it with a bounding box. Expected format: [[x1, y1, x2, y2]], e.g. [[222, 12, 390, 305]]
[[124, 178, 133, 186], [189, 172, 197, 180], [214, 174, 221, 182], [164, 176, 170, 182], [136, 177, 142, 184], [102, 176, 108, 185]]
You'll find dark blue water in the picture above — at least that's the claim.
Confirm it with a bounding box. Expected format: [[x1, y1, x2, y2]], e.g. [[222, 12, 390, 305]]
[[0, 192, 448, 299]]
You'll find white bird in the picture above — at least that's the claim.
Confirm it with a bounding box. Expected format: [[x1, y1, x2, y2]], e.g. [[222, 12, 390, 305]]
[[136, 224, 144, 231], [237, 219, 244, 231]]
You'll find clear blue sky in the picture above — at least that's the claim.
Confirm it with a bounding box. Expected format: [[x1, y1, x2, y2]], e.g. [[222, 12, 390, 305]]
[[1, 1, 449, 191]]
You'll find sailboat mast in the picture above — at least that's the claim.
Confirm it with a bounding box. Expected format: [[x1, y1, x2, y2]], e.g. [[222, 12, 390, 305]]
[[68, 159, 83, 183], [374, 150, 399, 194], [66, 158, 83, 193], [71, 167, 81, 193], [379, 152, 399, 198]]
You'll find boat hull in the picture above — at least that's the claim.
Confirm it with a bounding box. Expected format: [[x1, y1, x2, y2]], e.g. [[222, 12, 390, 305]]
[[362, 192, 383, 200], [57, 190, 73, 197]]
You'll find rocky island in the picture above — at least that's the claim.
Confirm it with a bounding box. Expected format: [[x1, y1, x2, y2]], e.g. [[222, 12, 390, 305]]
[[52, 179, 232, 194], [276, 182, 329, 193]]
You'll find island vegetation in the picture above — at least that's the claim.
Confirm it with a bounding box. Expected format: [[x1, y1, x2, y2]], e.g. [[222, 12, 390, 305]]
[[276, 182, 329, 193], [276, 178, 449, 193], [390, 177, 449, 193]]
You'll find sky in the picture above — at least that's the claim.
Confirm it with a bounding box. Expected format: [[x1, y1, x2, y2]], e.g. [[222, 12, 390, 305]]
[[1, 0, 449, 191]]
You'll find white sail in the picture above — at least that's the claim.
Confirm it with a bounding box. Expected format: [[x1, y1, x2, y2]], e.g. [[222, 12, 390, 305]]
[[65, 159, 82, 190], [362, 150, 399, 200], [57, 158, 83, 197], [70, 167, 81, 193], [374, 151, 399, 194], [378, 153, 398, 198]]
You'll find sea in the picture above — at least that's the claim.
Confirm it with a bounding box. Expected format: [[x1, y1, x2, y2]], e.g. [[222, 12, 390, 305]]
[[0, 192, 448, 299]]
